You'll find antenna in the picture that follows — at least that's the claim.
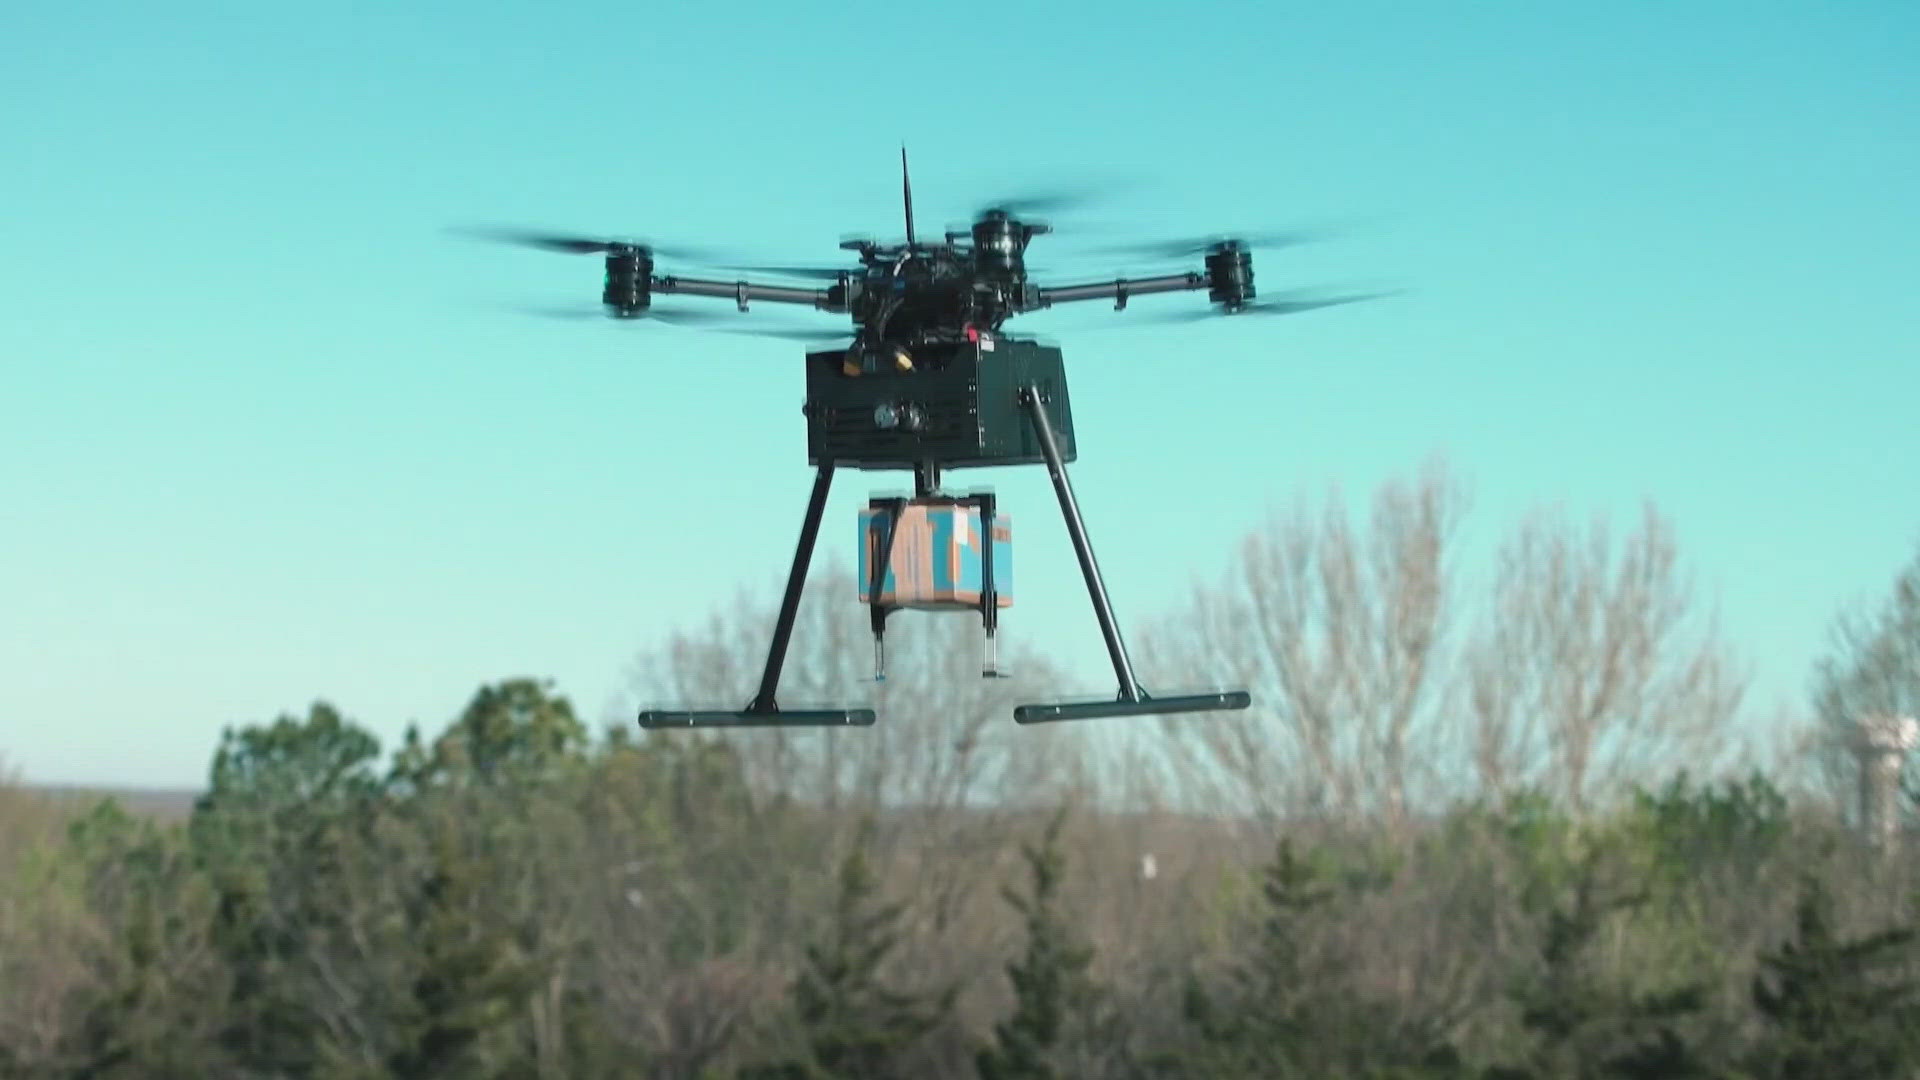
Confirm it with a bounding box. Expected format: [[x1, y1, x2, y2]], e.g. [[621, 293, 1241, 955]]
[[901, 144, 916, 247]]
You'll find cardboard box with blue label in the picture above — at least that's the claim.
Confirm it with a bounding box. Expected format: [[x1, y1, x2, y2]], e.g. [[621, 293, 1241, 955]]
[[858, 501, 1012, 610]]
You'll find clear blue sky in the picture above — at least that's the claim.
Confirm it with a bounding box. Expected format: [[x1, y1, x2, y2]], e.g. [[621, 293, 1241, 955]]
[[4, 1, 1916, 788]]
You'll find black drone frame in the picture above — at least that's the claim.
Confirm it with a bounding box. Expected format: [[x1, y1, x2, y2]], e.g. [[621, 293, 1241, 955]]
[[590, 237, 1254, 329], [623, 239, 1255, 728], [465, 151, 1384, 728]]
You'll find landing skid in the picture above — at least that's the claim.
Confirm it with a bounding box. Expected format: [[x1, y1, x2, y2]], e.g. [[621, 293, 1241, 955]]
[[639, 708, 876, 728], [1015, 691, 1253, 725], [635, 384, 1251, 729], [637, 462, 878, 730], [1009, 385, 1251, 724]]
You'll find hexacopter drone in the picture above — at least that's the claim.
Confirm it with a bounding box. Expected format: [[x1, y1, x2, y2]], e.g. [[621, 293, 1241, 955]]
[[462, 150, 1387, 728]]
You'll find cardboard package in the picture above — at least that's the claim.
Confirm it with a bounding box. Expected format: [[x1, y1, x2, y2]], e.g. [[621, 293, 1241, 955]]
[[858, 502, 1012, 610]]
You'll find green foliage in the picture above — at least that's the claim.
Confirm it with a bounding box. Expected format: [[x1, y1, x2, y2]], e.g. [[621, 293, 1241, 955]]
[[16, 672, 1920, 1079], [1157, 836, 1434, 1079], [199, 700, 383, 812], [59, 799, 228, 1078], [189, 702, 391, 1075], [404, 677, 590, 788], [740, 820, 952, 1080], [1744, 874, 1920, 1079], [1492, 838, 1717, 1080], [977, 807, 1100, 1080], [1440, 788, 1587, 919], [1164, 837, 1324, 1078], [1624, 771, 1790, 888], [1613, 772, 1793, 985], [386, 809, 541, 1079]]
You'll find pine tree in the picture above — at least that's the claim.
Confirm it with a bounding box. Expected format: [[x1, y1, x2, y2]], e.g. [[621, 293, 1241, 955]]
[[1496, 841, 1715, 1080], [388, 810, 539, 1079], [190, 703, 385, 1074], [1160, 837, 1337, 1079], [740, 820, 951, 1080], [1745, 873, 1920, 1080], [977, 807, 1099, 1080]]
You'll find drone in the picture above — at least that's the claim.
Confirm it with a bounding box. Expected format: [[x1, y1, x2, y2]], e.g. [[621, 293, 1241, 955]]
[[460, 149, 1388, 728]]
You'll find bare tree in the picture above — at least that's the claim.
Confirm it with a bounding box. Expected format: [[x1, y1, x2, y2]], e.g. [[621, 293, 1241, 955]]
[[1464, 501, 1747, 812], [1135, 457, 1468, 827], [0, 763, 97, 1073], [1805, 540, 1920, 815], [1135, 460, 1748, 823], [624, 560, 1109, 817]]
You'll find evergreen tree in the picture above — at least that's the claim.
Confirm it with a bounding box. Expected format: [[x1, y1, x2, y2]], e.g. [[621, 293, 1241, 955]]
[[1745, 873, 1920, 1080], [386, 811, 538, 1080], [1494, 840, 1716, 1080], [1158, 837, 1351, 1078], [61, 800, 229, 1078], [1150, 832, 1478, 1078], [977, 807, 1099, 1080], [407, 678, 590, 789], [189, 702, 386, 1075], [740, 820, 951, 1080]]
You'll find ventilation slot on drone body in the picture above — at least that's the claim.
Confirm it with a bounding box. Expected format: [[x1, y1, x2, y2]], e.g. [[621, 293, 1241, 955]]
[[819, 401, 979, 456]]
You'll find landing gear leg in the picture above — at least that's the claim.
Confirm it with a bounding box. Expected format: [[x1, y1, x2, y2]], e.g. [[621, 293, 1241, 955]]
[[865, 496, 907, 682], [1011, 385, 1251, 724], [638, 461, 877, 729]]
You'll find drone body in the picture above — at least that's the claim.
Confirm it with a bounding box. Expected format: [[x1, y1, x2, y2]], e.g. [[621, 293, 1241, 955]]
[[804, 335, 1075, 472], [463, 149, 1388, 729]]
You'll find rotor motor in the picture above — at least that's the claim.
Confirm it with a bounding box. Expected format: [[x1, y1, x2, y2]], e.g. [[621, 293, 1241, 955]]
[[1204, 242, 1255, 309], [602, 246, 654, 317], [971, 212, 1045, 277]]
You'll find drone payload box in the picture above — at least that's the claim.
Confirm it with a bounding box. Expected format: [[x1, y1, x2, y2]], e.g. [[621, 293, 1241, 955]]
[[858, 502, 1011, 611]]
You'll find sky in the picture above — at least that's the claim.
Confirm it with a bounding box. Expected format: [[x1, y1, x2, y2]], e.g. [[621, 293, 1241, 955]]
[[3, 0, 1916, 789]]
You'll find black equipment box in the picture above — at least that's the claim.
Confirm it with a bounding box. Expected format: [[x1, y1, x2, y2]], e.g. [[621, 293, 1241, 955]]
[[803, 336, 1077, 470]]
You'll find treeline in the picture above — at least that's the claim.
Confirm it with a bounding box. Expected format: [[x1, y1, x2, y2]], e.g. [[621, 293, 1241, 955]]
[[6, 462, 1920, 1077], [3, 680, 1919, 1078]]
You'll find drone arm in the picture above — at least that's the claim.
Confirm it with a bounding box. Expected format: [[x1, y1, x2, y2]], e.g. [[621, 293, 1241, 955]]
[[1034, 272, 1207, 309], [653, 275, 841, 311]]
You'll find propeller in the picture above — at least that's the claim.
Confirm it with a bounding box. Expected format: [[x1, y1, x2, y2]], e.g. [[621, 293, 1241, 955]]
[[973, 188, 1104, 219], [448, 225, 724, 263], [1130, 288, 1402, 325], [505, 302, 855, 342], [718, 325, 855, 343], [505, 303, 742, 327], [714, 264, 858, 281], [718, 233, 890, 279], [968, 170, 1145, 220], [1081, 227, 1342, 262]]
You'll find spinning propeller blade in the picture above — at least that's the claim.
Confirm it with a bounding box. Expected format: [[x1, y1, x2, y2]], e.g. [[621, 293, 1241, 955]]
[[1084, 227, 1342, 261], [716, 264, 854, 280], [503, 302, 850, 342], [975, 188, 1105, 218], [506, 303, 736, 327], [1135, 288, 1402, 324], [962, 171, 1143, 230], [448, 225, 723, 263], [720, 326, 853, 342]]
